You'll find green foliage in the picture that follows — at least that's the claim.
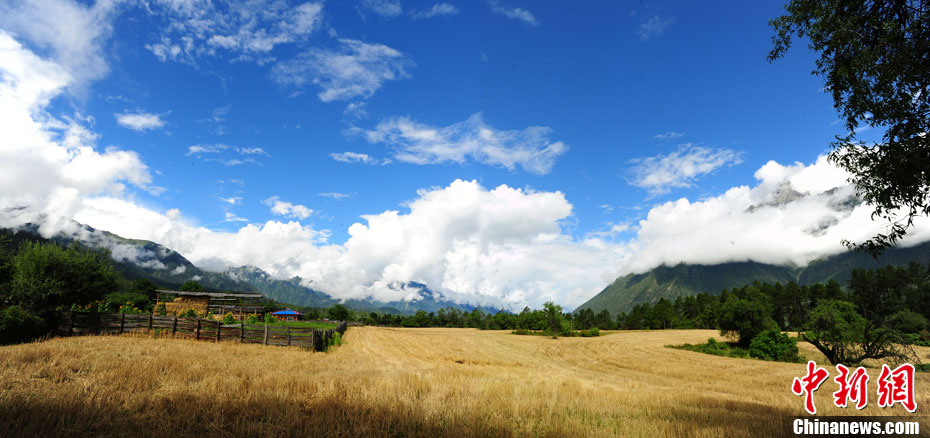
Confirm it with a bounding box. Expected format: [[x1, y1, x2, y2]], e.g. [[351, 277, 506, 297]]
[[328, 331, 342, 348], [155, 303, 167, 316], [245, 313, 260, 325], [222, 312, 236, 325], [327, 304, 349, 321], [769, 0, 930, 254], [264, 313, 275, 324], [178, 309, 197, 318], [670, 338, 750, 359], [748, 328, 800, 363], [803, 299, 911, 365], [0, 305, 47, 345], [718, 289, 775, 348], [179, 281, 204, 292], [105, 292, 150, 311], [9, 241, 119, 316], [543, 301, 563, 339]]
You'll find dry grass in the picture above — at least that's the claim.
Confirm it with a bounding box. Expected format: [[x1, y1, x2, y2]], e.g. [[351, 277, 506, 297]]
[[0, 328, 927, 437]]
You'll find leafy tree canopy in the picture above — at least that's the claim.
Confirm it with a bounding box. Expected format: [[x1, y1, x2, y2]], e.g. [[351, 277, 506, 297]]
[[770, 0, 930, 255]]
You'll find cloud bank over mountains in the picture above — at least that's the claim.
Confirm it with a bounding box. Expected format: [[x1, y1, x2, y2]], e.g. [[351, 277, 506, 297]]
[[3, 13, 930, 311]]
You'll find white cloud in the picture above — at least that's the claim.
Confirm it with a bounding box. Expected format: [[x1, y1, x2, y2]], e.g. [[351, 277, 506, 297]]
[[637, 16, 673, 41], [115, 111, 166, 132], [411, 3, 459, 19], [330, 151, 388, 165], [145, 0, 324, 64], [0, 31, 152, 238], [263, 196, 313, 220], [623, 155, 930, 274], [653, 131, 683, 140], [71, 180, 626, 310], [488, 1, 538, 26], [271, 38, 413, 102], [224, 212, 249, 222], [359, 0, 403, 17], [630, 144, 743, 195], [319, 192, 351, 200], [219, 196, 242, 205], [186, 144, 268, 165], [0, 0, 118, 90], [363, 113, 568, 174]]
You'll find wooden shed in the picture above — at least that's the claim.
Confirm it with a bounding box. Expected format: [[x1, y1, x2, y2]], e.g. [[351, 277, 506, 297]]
[[155, 290, 265, 317]]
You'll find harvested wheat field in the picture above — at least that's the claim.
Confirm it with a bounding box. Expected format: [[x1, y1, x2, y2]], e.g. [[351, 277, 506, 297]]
[[0, 328, 927, 437]]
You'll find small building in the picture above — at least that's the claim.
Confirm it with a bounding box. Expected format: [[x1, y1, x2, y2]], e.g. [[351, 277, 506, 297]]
[[270, 309, 302, 321], [155, 290, 265, 318]]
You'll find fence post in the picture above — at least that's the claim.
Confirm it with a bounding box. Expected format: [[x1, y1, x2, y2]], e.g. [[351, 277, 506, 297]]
[[69, 312, 75, 337], [263, 324, 268, 345], [148, 313, 154, 331], [195, 318, 201, 341], [240, 323, 244, 343], [120, 313, 126, 334], [94, 312, 101, 335], [216, 320, 221, 342], [287, 326, 291, 346], [172, 316, 178, 337]]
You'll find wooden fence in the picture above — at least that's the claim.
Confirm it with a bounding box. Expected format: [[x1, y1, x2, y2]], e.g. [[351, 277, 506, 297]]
[[56, 312, 348, 351]]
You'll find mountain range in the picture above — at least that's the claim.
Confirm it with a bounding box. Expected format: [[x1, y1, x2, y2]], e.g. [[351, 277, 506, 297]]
[[5, 223, 500, 316], [576, 240, 930, 315]]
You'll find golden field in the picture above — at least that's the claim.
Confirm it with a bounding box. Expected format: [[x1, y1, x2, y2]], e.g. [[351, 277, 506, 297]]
[[0, 328, 927, 437]]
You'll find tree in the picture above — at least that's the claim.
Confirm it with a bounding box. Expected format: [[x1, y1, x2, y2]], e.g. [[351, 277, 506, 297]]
[[9, 242, 119, 316], [803, 299, 913, 365], [717, 291, 775, 348], [179, 280, 204, 292], [769, 1, 930, 255], [328, 304, 349, 321], [542, 301, 563, 339]]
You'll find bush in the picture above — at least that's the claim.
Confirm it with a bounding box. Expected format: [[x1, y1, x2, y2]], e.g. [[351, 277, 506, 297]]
[[178, 309, 197, 318], [154, 303, 168, 316], [264, 313, 275, 324], [245, 314, 260, 325], [748, 328, 800, 362], [0, 306, 47, 345]]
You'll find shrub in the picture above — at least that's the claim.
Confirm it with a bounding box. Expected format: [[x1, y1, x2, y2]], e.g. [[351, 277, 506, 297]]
[[154, 303, 168, 316], [264, 313, 275, 324], [178, 308, 197, 318], [245, 314, 260, 325], [749, 328, 799, 362], [0, 306, 47, 345]]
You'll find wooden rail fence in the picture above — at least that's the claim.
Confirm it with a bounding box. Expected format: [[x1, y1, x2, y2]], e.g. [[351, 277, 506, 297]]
[[56, 312, 348, 351]]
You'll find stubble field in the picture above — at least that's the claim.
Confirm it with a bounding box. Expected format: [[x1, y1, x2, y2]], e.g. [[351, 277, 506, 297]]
[[0, 327, 926, 437]]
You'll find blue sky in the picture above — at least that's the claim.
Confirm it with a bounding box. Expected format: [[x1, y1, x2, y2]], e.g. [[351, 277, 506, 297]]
[[0, 0, 914, 309]]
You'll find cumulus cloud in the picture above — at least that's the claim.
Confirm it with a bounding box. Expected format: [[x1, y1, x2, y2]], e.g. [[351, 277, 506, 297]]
[[0, 0, 118, 90], [623, 155, 930, 274], [263, 196, 313, 220], [637, 16, 673, 41], [115, 110, 166, 131], [411, 3, 459, 19], [271, 38, 413, 102], [363, 113, 568, 174], [0, 31, 152, 237], [71, 181, 626, 309], [630, 144, 743, 195], [218, 196, 243, 205], [488, 1, 538, 26], [145, 0, 323, 64]]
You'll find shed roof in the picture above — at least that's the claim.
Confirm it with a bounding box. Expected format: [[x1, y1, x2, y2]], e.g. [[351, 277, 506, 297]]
[[156, 289, 263, 299], [270, 309, 302, 315]]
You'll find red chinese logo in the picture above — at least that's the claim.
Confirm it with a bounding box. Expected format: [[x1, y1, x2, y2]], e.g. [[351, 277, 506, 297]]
[[792, 361, 918, 414], [877, 363, 917, 412], [792, 360, 830, 414]]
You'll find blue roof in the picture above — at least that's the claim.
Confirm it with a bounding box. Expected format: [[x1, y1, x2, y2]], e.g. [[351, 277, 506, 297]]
[[270, 309, 301, 315]]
